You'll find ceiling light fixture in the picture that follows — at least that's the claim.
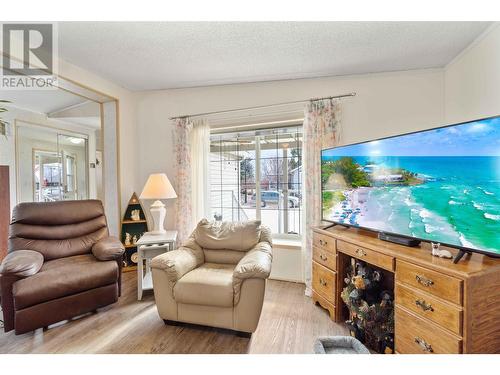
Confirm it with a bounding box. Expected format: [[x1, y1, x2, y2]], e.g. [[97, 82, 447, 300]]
[[69, 137, 84, 144]]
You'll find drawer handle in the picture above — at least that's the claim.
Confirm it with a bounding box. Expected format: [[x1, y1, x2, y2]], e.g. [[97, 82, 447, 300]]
[[320, 254, 328, 261], [414, 337, 433, 353], [355, 248, 367, 257], [319, 278, 328, 287], [415, 299, 434, 312], [415, 274, 434, 287], [319, 239, 328, 246]]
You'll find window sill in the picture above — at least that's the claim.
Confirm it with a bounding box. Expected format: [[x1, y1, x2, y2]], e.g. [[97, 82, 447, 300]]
[[272, 236, 302, 250]]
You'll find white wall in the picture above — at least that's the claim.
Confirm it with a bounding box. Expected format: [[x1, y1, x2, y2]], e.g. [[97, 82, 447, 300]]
[[270, 242, 304, 283], [136, 68, 445, 232], [445, 24, 500, 123]]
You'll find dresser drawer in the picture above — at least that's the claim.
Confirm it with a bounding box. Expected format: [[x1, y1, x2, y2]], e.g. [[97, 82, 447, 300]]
[[396, 260, 463, 305], [395, 307, 462, 354], [312, 261, 336, 303], [313, 246, 337, 271], [395, 282, 462, 335], [337, 240, 394, 271], [313, 232, 336, 254]]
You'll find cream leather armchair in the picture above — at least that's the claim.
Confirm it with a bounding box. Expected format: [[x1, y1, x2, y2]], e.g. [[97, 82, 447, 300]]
[[151, 219, 272, 335]]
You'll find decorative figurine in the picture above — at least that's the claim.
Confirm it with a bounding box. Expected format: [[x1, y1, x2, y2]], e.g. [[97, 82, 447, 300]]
[[431, 242, 452, 259], [132, 235, 138, 244], [124, 232, 131, 246], [131, 209, 141, 221], [431, 242, 440, 256]]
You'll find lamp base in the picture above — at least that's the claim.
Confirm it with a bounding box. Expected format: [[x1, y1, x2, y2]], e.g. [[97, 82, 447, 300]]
[[149, 200, 166, 235]]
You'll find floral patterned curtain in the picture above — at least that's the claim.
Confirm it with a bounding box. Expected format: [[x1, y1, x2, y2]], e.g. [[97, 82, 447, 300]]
[[173, 117, 194, 245], [302, 99, 342, 295], [173, 117, 210, 245]]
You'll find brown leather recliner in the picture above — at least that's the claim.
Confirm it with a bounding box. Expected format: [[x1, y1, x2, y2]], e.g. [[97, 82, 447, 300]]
[[0, 200, 124, 334]]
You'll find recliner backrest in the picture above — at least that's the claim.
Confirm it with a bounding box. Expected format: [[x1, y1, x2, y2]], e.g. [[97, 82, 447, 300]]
[[203, 248, 246, 264], [8, 200, 109, 261], [193, 219, 262, 252]]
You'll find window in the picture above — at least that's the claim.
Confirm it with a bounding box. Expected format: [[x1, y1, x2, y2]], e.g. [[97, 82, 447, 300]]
[[34, 150, 62, 202], [210, 125, 302, 236], [33, 150, 79, 202]]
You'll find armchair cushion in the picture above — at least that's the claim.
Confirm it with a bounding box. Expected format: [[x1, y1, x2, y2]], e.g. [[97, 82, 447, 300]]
[[151, 246, 204, 284], [193, 219, 261, 251], [233, 241, 272, 304], [173, 263, 234, 307], [92, 236, 125, 261], [12, 254, 118, 310], [0, 250, 44, 278]]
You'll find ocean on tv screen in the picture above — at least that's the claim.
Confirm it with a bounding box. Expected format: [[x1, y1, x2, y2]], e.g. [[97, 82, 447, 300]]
[[321, 117, 500, 255]]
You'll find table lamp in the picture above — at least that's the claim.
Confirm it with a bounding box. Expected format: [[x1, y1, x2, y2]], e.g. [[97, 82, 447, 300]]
[[140, 173, 177, 235]]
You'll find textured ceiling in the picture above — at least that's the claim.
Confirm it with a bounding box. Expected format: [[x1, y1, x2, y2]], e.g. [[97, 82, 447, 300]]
[[58, 22, 492, 91]]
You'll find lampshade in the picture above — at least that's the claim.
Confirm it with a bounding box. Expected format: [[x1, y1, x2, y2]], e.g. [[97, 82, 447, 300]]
[[140, 173, 177, 200]]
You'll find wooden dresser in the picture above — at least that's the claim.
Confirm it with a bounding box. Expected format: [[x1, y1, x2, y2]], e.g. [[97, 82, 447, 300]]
[[312, 225, 500, 354]]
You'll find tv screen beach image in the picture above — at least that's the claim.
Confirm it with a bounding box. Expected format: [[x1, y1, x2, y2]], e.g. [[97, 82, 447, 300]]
[[321, 117, 500, 255]]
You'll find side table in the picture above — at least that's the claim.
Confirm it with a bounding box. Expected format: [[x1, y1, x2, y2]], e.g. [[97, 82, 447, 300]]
[[135, 231, 177, 300]]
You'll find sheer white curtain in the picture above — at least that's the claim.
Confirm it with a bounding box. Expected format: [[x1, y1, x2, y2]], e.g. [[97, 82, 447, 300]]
[[190, 119, 211, 227], [302, 99, 342, 296], [173, 118, 210, 245]]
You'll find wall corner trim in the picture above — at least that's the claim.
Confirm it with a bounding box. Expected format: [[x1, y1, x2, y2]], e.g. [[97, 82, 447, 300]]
[[445, 23, 500, 70]]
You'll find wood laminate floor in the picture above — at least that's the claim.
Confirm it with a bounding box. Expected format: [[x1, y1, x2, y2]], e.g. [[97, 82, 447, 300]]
[[0, 272, 347, 353]]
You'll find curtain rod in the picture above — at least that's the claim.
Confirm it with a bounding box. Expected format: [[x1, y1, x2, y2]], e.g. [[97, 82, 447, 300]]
[[168, 92, 356, 120]]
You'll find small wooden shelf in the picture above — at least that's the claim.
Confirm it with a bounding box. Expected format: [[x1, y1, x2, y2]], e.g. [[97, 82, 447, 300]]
[[120, 193, 149, 268], [122, 220, 147, 224]]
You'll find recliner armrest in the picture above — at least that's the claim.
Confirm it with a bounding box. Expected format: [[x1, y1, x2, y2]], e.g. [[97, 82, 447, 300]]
[[0, 250, 44, 278], [151, 246, 204, 283], [233, 242, 272, 280], [92, 236, 125, 261], [232, 242, 272, 305]]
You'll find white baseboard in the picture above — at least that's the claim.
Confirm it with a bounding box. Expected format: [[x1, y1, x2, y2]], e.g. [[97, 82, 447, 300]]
[[269, 276, 304, 284]]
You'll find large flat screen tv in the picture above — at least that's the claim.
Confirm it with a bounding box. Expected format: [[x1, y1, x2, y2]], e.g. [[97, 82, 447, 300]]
[[321, 116, 500, 258]]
